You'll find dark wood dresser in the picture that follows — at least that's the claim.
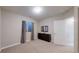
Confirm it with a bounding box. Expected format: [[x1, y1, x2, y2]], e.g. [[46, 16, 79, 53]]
[[38, 33, 51, 42]]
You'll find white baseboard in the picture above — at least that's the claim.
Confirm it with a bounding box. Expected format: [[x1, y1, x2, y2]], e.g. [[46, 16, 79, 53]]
[[1, 43, 20, 50], [54, 43, 74, 47]]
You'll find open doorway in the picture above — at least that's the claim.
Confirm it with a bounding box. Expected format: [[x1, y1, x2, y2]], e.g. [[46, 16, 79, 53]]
[[21, 21, 34, 44], [26, 22, 34, 42]]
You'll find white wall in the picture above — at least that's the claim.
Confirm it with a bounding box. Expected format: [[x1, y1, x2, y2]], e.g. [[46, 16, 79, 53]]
[[38, 18, 54, 42], [65, 17, 74, 46], [38, 9, 74, 46], [0, 8, 1, 50], [1, 9, 37, 48]]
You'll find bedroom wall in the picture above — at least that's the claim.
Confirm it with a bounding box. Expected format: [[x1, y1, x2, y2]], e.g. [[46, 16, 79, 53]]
[[37, 18, 54, 42], [37, 9, 74, 46], [1, 9, 37, 49]]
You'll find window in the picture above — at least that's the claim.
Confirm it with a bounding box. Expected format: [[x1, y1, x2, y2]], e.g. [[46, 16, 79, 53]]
[[27, 22, 32, 32]]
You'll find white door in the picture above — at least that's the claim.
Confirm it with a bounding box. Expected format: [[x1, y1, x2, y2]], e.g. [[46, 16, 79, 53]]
[[54, 18, 74, 46], [54, 20, 66, 45], [26, 32, 32, 42]]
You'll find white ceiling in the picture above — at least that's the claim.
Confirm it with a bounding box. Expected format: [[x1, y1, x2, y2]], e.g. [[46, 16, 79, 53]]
[[1, 6, 72, 20]]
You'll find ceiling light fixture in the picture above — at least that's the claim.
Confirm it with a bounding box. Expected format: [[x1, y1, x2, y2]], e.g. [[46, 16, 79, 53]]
[[33, 7, 42, 14]]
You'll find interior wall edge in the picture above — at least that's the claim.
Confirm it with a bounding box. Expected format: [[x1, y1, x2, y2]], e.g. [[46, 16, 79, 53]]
[[1, 42, 20, 50]]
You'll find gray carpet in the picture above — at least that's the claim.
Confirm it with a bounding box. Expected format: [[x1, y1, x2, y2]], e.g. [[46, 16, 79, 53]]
[[1, 40, 74, 53]]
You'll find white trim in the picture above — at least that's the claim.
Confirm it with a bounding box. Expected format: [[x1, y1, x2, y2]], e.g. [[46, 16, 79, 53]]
[[54, 43, 74, 47], [1, 43, 20, 50]]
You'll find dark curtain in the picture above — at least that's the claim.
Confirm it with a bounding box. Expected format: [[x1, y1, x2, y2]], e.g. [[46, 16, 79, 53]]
[[31, 23, 34, 40], [21, 21, 26, 43]]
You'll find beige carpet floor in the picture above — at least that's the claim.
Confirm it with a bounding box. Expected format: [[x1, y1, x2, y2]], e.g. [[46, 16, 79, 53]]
[[1, 40, 74, 53]]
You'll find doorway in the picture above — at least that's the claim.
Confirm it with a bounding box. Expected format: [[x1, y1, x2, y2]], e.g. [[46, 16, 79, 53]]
[[26, 22, 34, 42], [21, 21, 34, 43]]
